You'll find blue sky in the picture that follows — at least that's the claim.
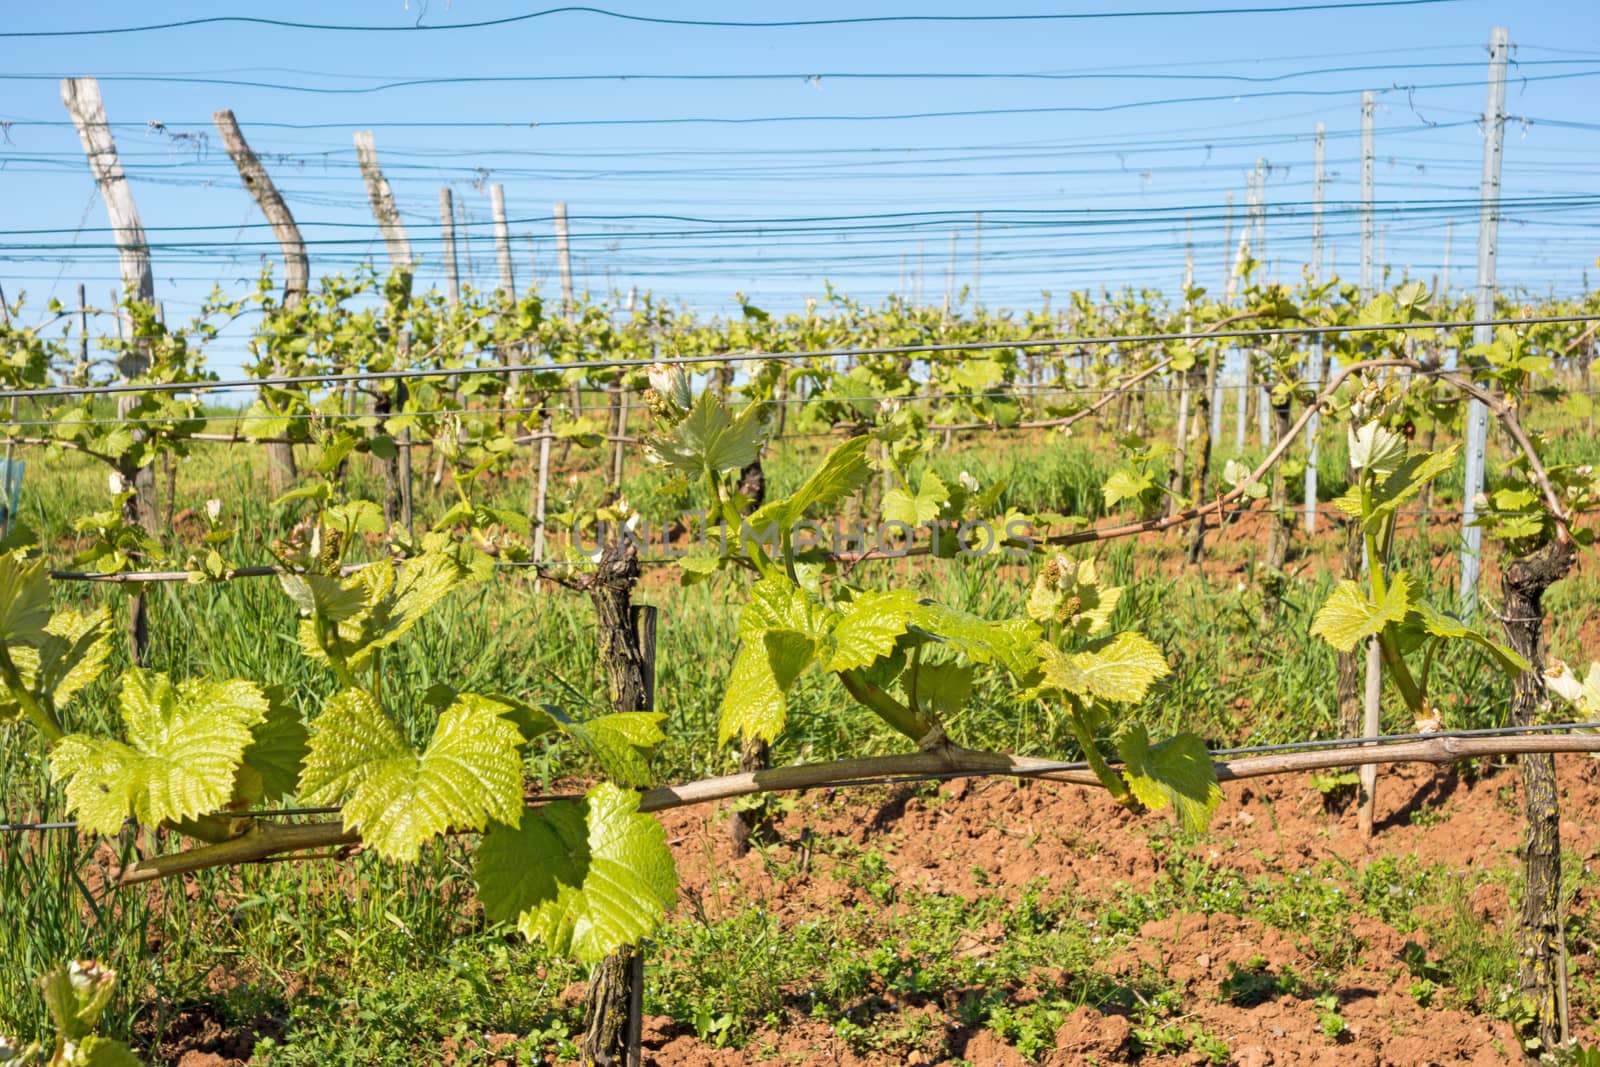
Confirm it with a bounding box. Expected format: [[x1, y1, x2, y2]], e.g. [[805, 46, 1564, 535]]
[[1, 0, 1597, 373]]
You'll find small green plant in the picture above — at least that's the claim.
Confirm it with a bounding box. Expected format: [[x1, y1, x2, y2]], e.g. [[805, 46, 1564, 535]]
[[986, 1000, 1071, 1062], [1314, 992, 1348, 1041], [1133, 1020, 1229, 1064], [3, 961, 143, 1066], [1219, 956, 1300, 1006], [1309, 768, 1359, 812]]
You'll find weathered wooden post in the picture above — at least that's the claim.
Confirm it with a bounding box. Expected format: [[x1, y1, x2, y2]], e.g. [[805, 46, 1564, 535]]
[[61, 76, 158, 664], [213, 107, 304, 496], [353, 130, 415, 531]]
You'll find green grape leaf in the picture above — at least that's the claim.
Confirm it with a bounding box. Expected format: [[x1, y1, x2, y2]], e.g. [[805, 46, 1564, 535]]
[[299, 689, 525, 861], [718, 629, 817, 748], [674, 548, 723, 585], [914, 661, 973, 718], [909, 603, 1042, 682], [739, 574, 835, 641], [748, 435, 872, 532], [0, 554, 51, 644], [1310, 575, 1412, 653], [1330, 485, 1363, 518], [50, 670, 270, 836], [38, 960, 118, 1041], [1101, 468, 1154, 509], [644, 390, 769, 477], [555, 711, 667, 788], [0, 607, 113, 724], [826, 589, 921, 671], [1117, 725, 1221, 833], [278, 572, 362, 622], [883, 470, 949, 527], [234, 685, 309, 805], [474, 782, 678, 965], [1036, 631, 1171, 704], [296, 554, 470, 674], [1026, 557, 1123, 636], [1363, 446, 1459, 528], [1411, 603, 1531, 678], [1348, 421, 1408, 477]]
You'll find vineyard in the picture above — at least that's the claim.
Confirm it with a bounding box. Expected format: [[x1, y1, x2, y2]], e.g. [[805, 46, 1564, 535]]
[[5, 7, 1600, 1067]]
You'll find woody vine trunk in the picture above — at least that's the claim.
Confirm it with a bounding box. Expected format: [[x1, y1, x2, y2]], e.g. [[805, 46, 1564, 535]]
[[1500, 535, 1577, 1056], [1261, 393, 1294, 622], [581, 540, 654, 1067], [1184, 345, 1218, 566]]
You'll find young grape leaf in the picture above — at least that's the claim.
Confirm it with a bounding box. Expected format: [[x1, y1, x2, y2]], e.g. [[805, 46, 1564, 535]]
[[1411, 603, 1531, 677], [644, 390, 769, 477], [748, 435, 873, 532], [914, 661, 974, 718], [1310, 575, 1412, 653], [299, 689, 525, 861], [233, 685, 309, 805], [907, 603, 1041, 682], [1117, 725, 1220, 833], [555, 710, 667, 788], [1361, 446, 1459, 529], [739, 574, 836, 640], [474, 782, 678, 965], [1544, 660, 1600, 715], [0, 553, 51, 645], [278, 572, 365, 621], [826, 589, 921, 671], [76, 1035, 146, 1067], [38, 960, 119, 1041], [0, 607, 112, 724], [1347, 421, 1408, 477], [1036, 631, 1171, 704], [1101, 468, 1155, 510], [718, 630, 817, 747], [50, 670, 270, 836], [295, 553, 470, 674], [1026, 556, 1123, 636], [883, 470, 949, 527]]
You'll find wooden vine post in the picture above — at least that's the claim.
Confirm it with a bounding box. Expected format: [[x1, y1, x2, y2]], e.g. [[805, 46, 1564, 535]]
[[490, 184, 524, 402], [581, 538, 655, 1067], [1501, 535, 1577, 1053], [353, 130, 415, 531], [440, 187, 462, 306], [212, 107, 304, 496], [60, 76, 159, 665]]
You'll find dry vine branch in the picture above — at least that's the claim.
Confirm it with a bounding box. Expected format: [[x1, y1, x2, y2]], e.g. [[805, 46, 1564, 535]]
[[115, 732, 1600, 888]]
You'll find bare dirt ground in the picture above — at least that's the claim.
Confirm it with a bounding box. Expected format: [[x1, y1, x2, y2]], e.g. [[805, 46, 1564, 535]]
[[619, 756, 1600, 1067]]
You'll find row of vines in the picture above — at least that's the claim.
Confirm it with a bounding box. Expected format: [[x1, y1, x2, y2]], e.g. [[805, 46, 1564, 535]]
[[1, 261, 1599, 1064]]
